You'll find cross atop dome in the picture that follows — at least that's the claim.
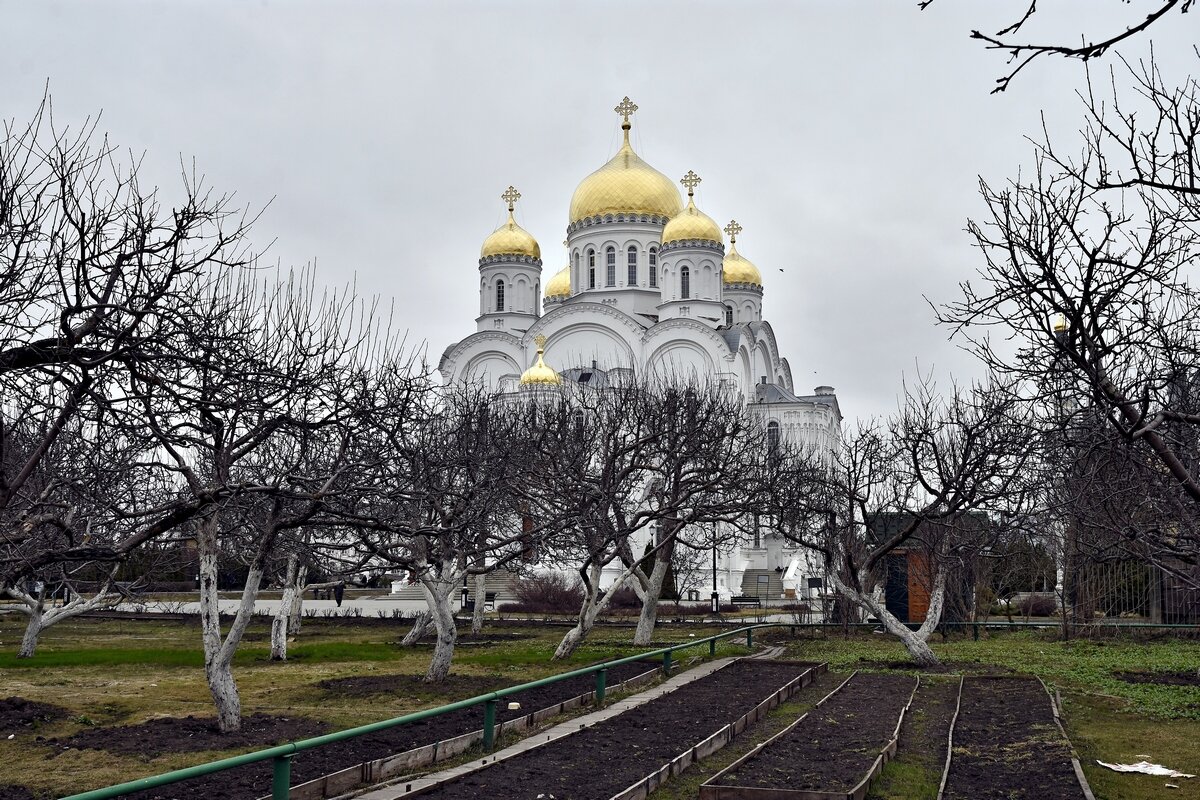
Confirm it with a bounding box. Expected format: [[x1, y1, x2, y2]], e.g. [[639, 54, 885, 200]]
[[614, 96, 638, 129], [724, 219, 743, 244], [501, 185, 522, 212], [680, 170, 702, 197]]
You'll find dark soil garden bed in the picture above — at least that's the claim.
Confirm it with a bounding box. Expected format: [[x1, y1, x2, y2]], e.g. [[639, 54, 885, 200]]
[[413, 659, 818, 800], [61, 660, 658, 799], [55, 713, 329, 757], [1115, 669, 1200, 686], [709, 672, 918, 796], [941, 677, 1084, 800], [867, 677, 959, 800], [0, 697, 68, 735], [0, 785, 36, 800], [318, 672, 510, 699]]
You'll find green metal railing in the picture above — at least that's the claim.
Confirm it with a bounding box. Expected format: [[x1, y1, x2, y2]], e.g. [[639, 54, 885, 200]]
[[61, 623, 774, 800]]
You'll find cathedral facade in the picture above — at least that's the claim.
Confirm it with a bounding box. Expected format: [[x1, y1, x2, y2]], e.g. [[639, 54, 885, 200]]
[[439, 98, 841, 603]]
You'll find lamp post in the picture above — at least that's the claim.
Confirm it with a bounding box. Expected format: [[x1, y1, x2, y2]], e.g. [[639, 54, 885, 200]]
[[711, 523, 719, 613], [460, 586, 470, 611]]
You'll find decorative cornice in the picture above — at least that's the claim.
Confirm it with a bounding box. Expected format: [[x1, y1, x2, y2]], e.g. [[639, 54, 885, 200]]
[[660, 239, 725, 255], [478, 254, 543, 268], [723, 282, 764, 294], [566, 213, 671, 235]]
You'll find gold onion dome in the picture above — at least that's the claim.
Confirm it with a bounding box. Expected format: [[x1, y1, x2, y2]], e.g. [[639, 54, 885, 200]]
[[481, 186, 541, 259], [520, 335, 562, 386], [545, 264, 571, 299], [662, 171, 723, 245], [722, 220, 763, 287], [568, 97, 683, 225]]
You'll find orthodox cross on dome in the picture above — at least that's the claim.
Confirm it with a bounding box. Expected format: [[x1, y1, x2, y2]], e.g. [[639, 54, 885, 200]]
[[680, 170, 702, 197], [724, 219, 743, 244], [501, 185, 522, 212], [534, 333, 548, 352], [614, 96, 638, 128]]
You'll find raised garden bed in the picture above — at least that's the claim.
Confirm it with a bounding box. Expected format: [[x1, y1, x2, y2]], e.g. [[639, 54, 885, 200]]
[[939, 676, 1093, 800], [402, 659, 824, 800], [699, 671, 919, 800], [68, 660, 657, 800]]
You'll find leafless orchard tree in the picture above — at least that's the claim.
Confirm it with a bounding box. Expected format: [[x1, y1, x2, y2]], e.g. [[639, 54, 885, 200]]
[[1, 95, 254, 594], [765, 378, 1038, 666], [919, 0, 1192, 92]]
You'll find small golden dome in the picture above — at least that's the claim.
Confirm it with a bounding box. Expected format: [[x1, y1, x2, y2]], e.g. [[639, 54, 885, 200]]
[[481, 186, 541, 259], [520, 335, 562, 387], [662, 170, 723, 245], [568, 103, 682, 224], [1052, 314, 1068, 333], [544, 265, 571, 299], [722, 219, 763, 287]]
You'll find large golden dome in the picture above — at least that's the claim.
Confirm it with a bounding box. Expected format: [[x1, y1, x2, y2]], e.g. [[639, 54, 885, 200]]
[[722, 220, 763, 287], [544, 264, 570, 299], [568, 118, 682, 224], [662, 170, 723, 245], [519, 335, 562, 387], [482, 186, 540, 259]]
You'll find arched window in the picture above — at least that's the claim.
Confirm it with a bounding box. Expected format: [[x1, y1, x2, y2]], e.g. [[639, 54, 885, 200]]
[[680, 266, 690, 299], [648, 247, 658, 287], [573, 410, 585, 439], [574, 252, 580, 281], [496, 280, 505, 312], [587, 249, 596, 289], [605, 246, 616, 286], [725, 304, 734, 326], [767, 421, 781, 453], [627, 246, 638, 285]]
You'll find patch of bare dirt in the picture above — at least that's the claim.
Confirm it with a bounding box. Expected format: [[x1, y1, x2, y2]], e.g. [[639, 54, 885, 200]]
[[51, 713, 328, 757], [1115, 670, 1200, 687], [0, 697, 67, 735]]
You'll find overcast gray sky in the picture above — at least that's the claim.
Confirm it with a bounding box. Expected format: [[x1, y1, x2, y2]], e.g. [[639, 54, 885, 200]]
[[3, 1, 1195, 420]]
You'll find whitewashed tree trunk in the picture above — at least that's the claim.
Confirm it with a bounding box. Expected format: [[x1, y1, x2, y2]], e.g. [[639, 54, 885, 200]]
[[18, 605, 43, 659], [829, 563, 947, 668], [7, 581, 118, 659], [198, 519, 267, 732], [632, 554, 672, 646], [401, 610, 432, 646], [271, 555, 304, 661], [555, 563, 634, 660], [470, 571, 487, 635], [421, 563, 462, 682], [287, 563, 307, 635]]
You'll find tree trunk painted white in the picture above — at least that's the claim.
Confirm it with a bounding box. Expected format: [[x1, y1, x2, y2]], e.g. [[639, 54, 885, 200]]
[[633, 555, 671, 646], [555, 563, 635, 660], [197, 519, 267, 733], [401, 610, 432, 646], [6, 581, 118, 658], [421, 563, 463, 682], [287, 563, 307, 636], [18, 605, 42, 659], [470, 571, 487, 635], [829, 563, 947, 668], [271, 555, 304, 660]]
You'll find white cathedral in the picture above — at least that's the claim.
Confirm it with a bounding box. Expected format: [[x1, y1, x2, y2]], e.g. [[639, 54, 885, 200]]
[[439, 98, 841, 604]]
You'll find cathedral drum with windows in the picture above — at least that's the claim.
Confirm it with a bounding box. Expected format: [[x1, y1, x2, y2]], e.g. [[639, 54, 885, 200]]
[[440, 97, 842, 604]]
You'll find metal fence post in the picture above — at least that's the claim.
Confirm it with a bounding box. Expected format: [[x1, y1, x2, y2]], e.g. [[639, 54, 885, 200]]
[[271, 755, 292, 800], [709, 637, 716, 656], [662, 649, 673, 676], [595, 668, 607, 705], [483, 699, 498, 752], [746, 628, 753, 648]]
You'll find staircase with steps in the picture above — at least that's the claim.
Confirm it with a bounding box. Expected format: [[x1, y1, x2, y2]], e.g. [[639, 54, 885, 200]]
[[739, 569, 786, 604]]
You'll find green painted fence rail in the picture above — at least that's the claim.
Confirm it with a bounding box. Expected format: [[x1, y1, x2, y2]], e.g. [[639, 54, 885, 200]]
[[60, 623, 776, 800]]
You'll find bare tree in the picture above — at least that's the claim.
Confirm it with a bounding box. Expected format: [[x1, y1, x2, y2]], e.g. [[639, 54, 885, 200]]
[[919, 0, 1192, 92], [766, 378, 1037, 666]]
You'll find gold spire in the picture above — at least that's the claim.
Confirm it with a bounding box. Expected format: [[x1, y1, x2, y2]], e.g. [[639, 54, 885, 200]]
[[662, 170, 723, 245], [481, 185, 540, 259], [722, 219, 762, 287], [519, 334, 562, 386]]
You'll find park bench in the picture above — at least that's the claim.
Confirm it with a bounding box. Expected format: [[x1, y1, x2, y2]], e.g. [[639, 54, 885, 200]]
[[463, 591, 497, 612], [730, 595, 762, 609]]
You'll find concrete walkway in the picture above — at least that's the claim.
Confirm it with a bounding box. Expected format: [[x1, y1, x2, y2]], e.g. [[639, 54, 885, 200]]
[[352, 655, 741, 800]]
